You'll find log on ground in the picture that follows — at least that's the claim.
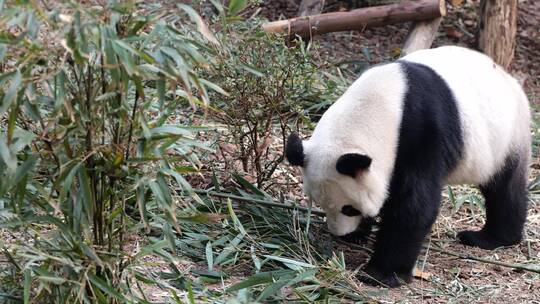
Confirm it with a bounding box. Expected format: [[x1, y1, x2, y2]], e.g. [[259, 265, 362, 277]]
[[262, 0, 446, 39]]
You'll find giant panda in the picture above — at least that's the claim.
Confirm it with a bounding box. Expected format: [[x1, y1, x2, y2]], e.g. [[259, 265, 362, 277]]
[[285, 46, 531, 287]]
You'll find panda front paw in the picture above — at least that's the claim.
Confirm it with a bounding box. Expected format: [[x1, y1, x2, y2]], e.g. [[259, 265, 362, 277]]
[[359, 264, 411, 288], [338, 217, 377, 244]]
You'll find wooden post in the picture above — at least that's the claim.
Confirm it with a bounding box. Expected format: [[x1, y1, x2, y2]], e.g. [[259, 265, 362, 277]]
[[402, 17, 443, 56], [298, 0, 325, 17], [262, 0, 447, 39], [477, 0, 517, 69]]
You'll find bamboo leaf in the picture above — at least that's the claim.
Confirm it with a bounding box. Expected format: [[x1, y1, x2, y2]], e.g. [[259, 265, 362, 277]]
[[214, 233, 244, 265], [77, 166, 95, 220], [228, 0, 248, 16], [178, 4, 219, 45], [251, 246, 261, 272], [160, 46, 187, 68], [33, 267, 67, 285], [227, 199, 246, 236], [136, 180, 149, 232], [151, 125, 192, 136], [0, 44, 6, 61], [112, 40, 137, 76], [80, 243, 103, 267], [256, 269, 318, 301], [227, 270, 295, 291], [232, 173, 267, 197], [14, 154, 38, 184], [54, 70, 66, 110], [87, 274, 126, 301], [199, 78, 229, 96], [11, 128, 35, 153], [240, 63, 264, 77], [263, 255, 315, 270], [177, 213, 227, 224], [0, 134, 16, 171], [113, 39, 155, 63], [257, 279, 289, 301], [23, 269, 30, 304], [187, 281, 196, 304], [206, 241, 213, 271], [134, 239, 169, 259], [1, 70, 21, 116]]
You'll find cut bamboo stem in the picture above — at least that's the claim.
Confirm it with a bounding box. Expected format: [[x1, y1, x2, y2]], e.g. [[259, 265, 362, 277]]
[[262, 0, 446, 39]]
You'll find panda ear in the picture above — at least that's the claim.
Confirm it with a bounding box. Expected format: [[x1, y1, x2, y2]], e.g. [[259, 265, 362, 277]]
[[285, 133, 305, 167], [336, 153, 372, 178]]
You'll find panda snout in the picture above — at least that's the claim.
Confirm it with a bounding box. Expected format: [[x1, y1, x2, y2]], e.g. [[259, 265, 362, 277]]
[[341, 205, 362, 217]]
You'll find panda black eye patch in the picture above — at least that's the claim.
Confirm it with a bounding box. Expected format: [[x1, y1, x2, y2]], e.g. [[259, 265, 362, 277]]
[[341, 205, 362, 217]]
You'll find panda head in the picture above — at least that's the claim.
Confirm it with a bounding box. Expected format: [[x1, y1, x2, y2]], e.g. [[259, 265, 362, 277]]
[[285, 132, 385, 236]]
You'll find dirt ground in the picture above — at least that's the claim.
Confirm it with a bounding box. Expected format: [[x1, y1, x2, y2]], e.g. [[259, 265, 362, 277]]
[[258, 0, 540, 302]]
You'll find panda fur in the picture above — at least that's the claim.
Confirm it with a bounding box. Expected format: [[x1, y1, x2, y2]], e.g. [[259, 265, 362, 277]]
[[285, 46, 531, 287]]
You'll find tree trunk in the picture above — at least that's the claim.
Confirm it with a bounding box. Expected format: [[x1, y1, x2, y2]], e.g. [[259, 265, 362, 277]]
[[263, 0, 446, 39], [298, 0, 325, 17], [477, 0, 517, 69], [402, 18, 442, 56]]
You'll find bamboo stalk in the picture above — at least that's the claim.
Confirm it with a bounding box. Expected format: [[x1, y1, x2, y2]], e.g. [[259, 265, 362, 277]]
[[192, 189, 326, 216], [263, 0, 446, 38]]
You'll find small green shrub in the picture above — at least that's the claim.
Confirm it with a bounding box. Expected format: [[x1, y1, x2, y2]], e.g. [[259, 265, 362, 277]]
[[204, 20, 346, 187]]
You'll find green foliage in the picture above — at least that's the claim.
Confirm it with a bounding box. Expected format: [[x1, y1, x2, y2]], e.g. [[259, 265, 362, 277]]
[[0, 1, 220, 302], [204, 20, 346, 187], [174, 188, 373, 302]]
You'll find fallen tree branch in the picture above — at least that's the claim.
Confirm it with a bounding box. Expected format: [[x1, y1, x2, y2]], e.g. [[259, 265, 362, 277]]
[[262, 0, 446, 39], [428, 244, 540, 274]]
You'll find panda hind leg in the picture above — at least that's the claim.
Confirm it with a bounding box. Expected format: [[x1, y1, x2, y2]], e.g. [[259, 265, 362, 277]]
[[458, 155, 529, 250]]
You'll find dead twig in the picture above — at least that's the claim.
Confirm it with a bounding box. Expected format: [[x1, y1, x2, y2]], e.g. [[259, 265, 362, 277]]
[[428, 244, 540, 274]]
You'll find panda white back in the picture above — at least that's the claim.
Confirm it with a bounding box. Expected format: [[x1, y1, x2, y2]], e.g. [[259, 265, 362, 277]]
[[300, 46, 531, 230], [401, 46, 531, 185]]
